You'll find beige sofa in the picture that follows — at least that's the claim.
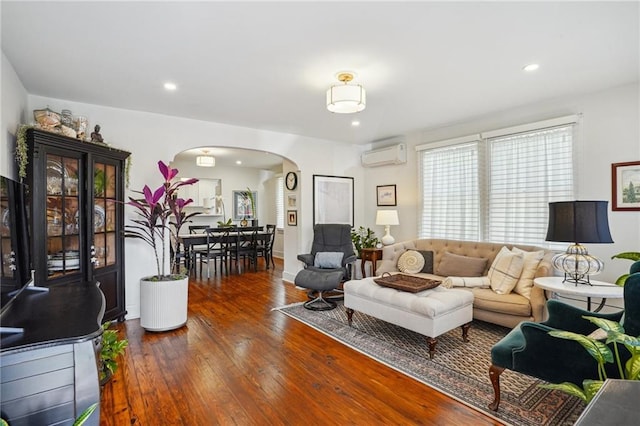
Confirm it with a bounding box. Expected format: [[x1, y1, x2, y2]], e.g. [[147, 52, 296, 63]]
[[374, 239, 554, 328]]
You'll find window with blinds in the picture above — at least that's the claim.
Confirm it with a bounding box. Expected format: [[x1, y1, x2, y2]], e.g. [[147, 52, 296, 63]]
[[418, 118, 576, 246], [487, 125, 574, 245], [276, 176, 284, 229], [419, 142, 481, 240]]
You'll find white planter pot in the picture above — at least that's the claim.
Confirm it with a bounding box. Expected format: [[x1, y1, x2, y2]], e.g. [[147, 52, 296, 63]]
[[140, 276, 188, 332]]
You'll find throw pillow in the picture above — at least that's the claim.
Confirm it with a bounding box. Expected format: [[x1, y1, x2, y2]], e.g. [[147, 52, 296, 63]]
[[418, 250, 434, 274], [488, 246, 525, 295], [436, 251, 488, 277], [314, 252, 344, 269], [397, 250, 425, 274], [511, 247, 545, 299]]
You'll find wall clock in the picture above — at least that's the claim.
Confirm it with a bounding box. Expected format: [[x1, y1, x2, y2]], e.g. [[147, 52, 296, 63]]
[[286, 171, 298, 190]]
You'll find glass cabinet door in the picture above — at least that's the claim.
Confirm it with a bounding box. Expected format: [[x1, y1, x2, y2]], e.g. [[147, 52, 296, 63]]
[[93, 161, 117, 270], [0, 186, 15, 284], [45, 154, 81, 279]]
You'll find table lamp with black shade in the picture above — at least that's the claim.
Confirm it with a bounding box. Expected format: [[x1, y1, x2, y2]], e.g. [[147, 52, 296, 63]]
[[545, 201, 614, 285]]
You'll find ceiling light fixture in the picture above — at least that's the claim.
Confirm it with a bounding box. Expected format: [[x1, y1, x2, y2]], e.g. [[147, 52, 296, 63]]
[[351, 120, 360, 126], [523, 63, 539, 72], [326, 72, 366, 114], [196, 150, 215, 167], [164, 82, 177, 91]]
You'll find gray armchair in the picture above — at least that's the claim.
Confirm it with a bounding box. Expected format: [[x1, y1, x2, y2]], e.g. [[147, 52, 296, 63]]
[[295, 224, 357, 310]]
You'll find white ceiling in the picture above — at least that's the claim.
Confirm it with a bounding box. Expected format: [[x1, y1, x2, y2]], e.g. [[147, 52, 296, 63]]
[[176, 146, 284, 169], [2, 1, 638, 147]]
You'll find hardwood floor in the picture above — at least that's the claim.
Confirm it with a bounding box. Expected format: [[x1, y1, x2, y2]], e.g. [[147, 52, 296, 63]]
[[100, 260, 501, 425]]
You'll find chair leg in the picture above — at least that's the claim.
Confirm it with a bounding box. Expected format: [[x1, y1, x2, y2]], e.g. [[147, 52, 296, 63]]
[[488, 364, 505, 411], [303, 291, 337, 311]]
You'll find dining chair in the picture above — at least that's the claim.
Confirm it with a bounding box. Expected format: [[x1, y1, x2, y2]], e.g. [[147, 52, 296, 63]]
[[228, 228, 258, 273], [199, 228, 229, 278], [256, 224, 276, 269], [188, 225, 210, 266]]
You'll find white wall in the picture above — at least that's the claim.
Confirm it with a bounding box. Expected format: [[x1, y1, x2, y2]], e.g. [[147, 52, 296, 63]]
[[168, 157, 275, 226], [1, 52, 28, 178], [362, 82, 640, 284], [22, 94, 361, 318]]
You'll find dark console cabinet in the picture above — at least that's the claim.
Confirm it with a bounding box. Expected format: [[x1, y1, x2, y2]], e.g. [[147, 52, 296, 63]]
[[24, 129, 130, 321], [0, 283, 105, 425]]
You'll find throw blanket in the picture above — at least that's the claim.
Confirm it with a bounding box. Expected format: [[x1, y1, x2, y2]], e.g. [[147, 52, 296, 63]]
[[442, 276, 490, 289]]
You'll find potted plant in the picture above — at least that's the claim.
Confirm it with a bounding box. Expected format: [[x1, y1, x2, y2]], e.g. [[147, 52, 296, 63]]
[[351, 226, 380, 257], [611, 252, 640, 285], [541, 316, 640, 403], [99, 321, 128, 386], [125, 161, 200, 331]]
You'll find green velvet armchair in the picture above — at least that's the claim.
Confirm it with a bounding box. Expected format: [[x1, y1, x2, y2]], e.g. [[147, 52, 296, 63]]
[[488, 272, 640, 411]]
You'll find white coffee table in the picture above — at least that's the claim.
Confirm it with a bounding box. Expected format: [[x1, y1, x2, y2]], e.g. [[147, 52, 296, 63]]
[[534, 276, 624, 312]]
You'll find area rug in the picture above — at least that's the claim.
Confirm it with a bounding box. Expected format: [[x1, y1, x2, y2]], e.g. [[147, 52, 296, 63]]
[[274, 301, 585, 426]]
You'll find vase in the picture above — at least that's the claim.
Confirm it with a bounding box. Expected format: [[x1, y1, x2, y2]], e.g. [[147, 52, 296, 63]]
[[139, 276, 188, 332]]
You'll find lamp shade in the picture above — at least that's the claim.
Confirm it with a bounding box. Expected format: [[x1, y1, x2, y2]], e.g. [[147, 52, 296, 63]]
[[326, 84, 366, 113], [545, 201, 613, 243], [196, 155, 215, 167], [376, 210, 399, 226]]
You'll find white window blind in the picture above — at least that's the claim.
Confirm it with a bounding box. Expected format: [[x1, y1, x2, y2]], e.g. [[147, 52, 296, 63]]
[[419, 142, 480, 240], [419, 118, 576, 246], [487, 125, 574, 245], [276, 176, 284, 229]]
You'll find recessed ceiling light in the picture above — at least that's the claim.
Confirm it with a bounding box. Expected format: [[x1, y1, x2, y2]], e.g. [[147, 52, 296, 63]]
[[236, 160, 242, 165], [164, 82, 177, 91], [351, 120, 360, 126], [523, 63, 539, 72]]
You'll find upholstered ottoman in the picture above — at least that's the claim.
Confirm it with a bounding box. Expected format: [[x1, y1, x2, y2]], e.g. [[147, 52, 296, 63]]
[[344, 277, 474, 359]]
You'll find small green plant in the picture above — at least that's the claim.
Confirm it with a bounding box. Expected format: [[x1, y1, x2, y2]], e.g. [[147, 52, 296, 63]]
[[16, 124, 33, 181], [351, 226, 379, 255], [611, 252, 640, 285], [217, 218, 234, 227], [540, 316, 640, 403], [100, 322, 128, 383]]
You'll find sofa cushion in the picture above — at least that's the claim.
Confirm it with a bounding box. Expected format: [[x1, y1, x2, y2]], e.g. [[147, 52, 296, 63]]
[[397, 250, 425, 274], [437, 251, 488, 277], [469, 288, 532, 317], [511, 247, 545, 299], [418, 250, 434, 273], [314, 252, 344, 268], [488, 246, 524, 294]]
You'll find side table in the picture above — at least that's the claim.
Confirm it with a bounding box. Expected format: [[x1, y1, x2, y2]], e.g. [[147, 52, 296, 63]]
[[360, 248, 383, 278], [533, 276, 623, 312], [575, 379, 640, 425]]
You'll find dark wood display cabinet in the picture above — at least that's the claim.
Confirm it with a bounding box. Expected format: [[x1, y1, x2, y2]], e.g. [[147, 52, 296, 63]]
[[24, 128, 130, 322]]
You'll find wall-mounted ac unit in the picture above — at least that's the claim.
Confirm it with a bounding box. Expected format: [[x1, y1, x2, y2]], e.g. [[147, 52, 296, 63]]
[[361, 143, 407, 167]]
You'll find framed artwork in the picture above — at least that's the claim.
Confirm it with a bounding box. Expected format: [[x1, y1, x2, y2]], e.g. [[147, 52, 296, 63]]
[[287, 194, 297, 208], [287, 210, 297, 226], [232, 190, 258, 219], [313, 174, 354, 226], [376, 184, 397, 206], [612, 161, 640, 211]]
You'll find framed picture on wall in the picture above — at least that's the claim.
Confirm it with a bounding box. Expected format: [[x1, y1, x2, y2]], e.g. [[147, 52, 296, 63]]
[[287, 210, 297, 226], [376, 184, 397, 206], [612, 161, 640, 211], [232, 190, 258, 219], [287, 194, 297, 208], [313, 175, 354, 226]]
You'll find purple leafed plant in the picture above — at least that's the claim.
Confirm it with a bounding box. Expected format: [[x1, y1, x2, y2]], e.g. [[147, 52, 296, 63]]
[[125, 161, 200, 280]]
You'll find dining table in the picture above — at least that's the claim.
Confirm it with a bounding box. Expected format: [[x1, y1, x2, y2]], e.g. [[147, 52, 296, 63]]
[[178, 226, 270, 274]]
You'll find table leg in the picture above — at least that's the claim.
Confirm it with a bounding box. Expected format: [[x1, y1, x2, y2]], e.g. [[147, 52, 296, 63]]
[[593, 298, 607, 312], [361, 258, 366, 279]]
